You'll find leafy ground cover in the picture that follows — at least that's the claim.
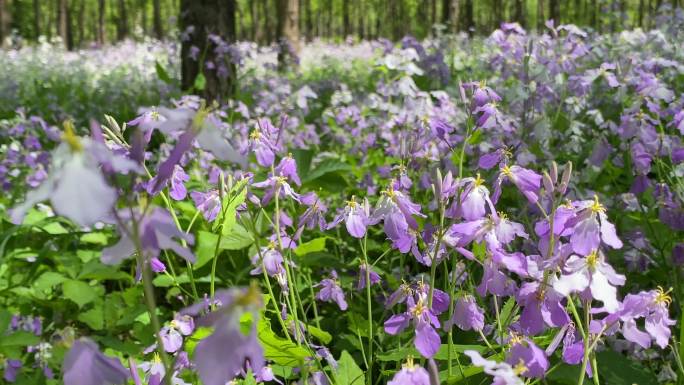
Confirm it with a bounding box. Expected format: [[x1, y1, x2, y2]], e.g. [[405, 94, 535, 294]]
[[1, 15, 684, 385]]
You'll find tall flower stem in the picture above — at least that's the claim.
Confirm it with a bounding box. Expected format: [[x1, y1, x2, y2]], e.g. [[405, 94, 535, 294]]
[[360, 235, 373, 385]]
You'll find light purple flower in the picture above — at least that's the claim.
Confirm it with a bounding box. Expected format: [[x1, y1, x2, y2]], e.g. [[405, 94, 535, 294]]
[[328, 196, 371, 238], [315, 271, 348, 311], [101, 208, 195, 265], [567, 195, 623, 256], [516, 281, 569, 336], [618, 288, 675, 349], [357, 263, 381, 290], [505, 337, 549, 379], [444, 296, 484, 332], [160, 315, 195, 353], [180, 287, 264, 385], [191, 190, 221, 222], [275, 154, 301, 186], [384, 296, 441, 358], [493, 165, 542, 204], [553, 251, 625, 312], [252, 175, 301, 205], [388, 357, 430, 385], [464, 350, 524, 385], [62, 339, 129, 385], [3, 359, 21, 383]]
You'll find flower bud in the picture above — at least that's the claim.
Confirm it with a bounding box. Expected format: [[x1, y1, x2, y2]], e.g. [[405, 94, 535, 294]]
[[550, 161, 558, 183], [559, 161, 572, 195], [543, 171, 554, 195]]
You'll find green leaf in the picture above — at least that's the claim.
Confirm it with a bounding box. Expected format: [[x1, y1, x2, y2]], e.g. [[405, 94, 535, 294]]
[[303, 158, 351, 183], [194, 73, 206, 91], [334, 350, 364, 385], [78, 306, 104, 330], [80, 232, 109, 245], [596, 350, 658, 385], [292, 149, 314, 178], [215, 179, 248, 235], [258, 318, 309, 366], [0, 309, 12, 335], [62, 280, 97, 308], [294, 237, 327, 256], [186, 327, 213, 357], [220, 224, 254, 250], [33, 271, 67, 293], [306, 324, 332, 344], [155, 60, 172, 84], [0, 331, 41, 348], [378, 345, 488, 362]]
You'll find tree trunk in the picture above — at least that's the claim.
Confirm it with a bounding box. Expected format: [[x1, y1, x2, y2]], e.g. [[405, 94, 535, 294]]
[[304, 0, 312, 40], [116, 0, 128, 40], [262, 0, 271, 43], [97, 0, 105, 44], [277, 0, 299, 68], [58, 0, 69, 47], [514, 0, 526, 27], [139, 0, 147, 35], [463, 0, 474, 35], [152, 0, 163, 39], [449, 0, 460, 32], [536, 0, 545, 31], [77, 0, 85, 46], [0, 0, 5, 46], [549, 0, 560, 23], [33, 0, 41, 38], [342, 0, 350, 36], [493, 0, 502, 30], [180, 0, 236, 102]]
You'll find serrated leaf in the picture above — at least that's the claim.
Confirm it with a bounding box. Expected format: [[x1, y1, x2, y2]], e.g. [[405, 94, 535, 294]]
[[294, 237, 327, 256], [334, 350, 364, 385], [62, 280, 97, 308]]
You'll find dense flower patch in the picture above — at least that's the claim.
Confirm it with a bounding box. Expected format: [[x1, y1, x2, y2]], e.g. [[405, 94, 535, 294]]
[[1, 13, 684, 385]]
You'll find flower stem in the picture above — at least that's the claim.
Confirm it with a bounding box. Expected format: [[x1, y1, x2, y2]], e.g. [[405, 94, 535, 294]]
[[361, 235, 373, 385]]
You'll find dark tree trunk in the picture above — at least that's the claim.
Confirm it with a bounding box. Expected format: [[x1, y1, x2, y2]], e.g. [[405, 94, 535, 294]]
[[430, 0, 437, 30], [77, 0, 85, 45], [536, 0, 545, 31], [449, 0, 460, 32], [549, 0, 560, 23], [463, 0, 474, 35], [116, 0, 128, 40], [493, 0, 503, 30], [342, 0, 350, 36], [180, 0, 236, 102], [304, 0, 312, 40], [262, 0, 271, 43], [97, 0, 105, 44], [357, 0, 365, 38], [514, 0, 526, 27], [33, 0, 41, 38], [153, 0, 163, 39], [0, 0, 6, 46], [140, 0, 147, 35]]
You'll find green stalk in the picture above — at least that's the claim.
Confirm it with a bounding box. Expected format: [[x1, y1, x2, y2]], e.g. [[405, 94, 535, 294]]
[[361, 235, 374, 385]]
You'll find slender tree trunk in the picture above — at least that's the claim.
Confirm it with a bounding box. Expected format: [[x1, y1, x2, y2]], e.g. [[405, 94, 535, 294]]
[[97, 0, 105, 44], [33, 0, 41, 38], [180, 0, 236, 102], [152, 0, 163, 39], [139, 0, 147, 35], [342, 0, 350, 36], [277, 0, 299, 68], [463, 0, 474, 34], [58, 0, 69, 47], [514, 0, 526, 27], [0, 0, 5, 46], [430, 0, 437, 31], [493, 0, 503, 30], [449, 0, 460, 32], [77, 0, 85, 45], [536, 0, 545, 31], [304, 0, 312, 40], [262, 0, 271, 43], [549, 0, 560, 22]]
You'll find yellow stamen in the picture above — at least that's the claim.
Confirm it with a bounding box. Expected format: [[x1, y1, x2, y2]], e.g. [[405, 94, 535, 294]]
[[513, 359, 528, 375], [590, 195, 605, 213], [586, 250, 598, 270], [655, 286, 673, 306], [62, 120, 82, 152]]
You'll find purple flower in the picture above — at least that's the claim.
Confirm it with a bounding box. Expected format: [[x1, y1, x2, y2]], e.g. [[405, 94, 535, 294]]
[[180, 286, 264, 385], [169, 165, 190, 200], [454, 174, 495, 220], [553, 251, 625, 312], [160, 315, 195, 353], [567, 195, 623, 256], [357, 262, 381, 290], [315, 271, 348, 311], [62, 339, 130, 385], [617, 288, 675, 349], [250, 242, 286, 285], [444, 296, 484, 332], [517, 281, 569, 336], [252, 175, 301, 205], [296, 192, 328, 236], [493, 165, 542, 204], [191, 190, 221, 222], [3, 359, 21, 383], [11, 126, 139, 226], [388, 357, 430, 385], [328, 196, 371, 238], [101, 208, 195, 265], [464, 350, 524, 385], [247, 121, 279, 167], [505, 337, 549, 379], [384, 296, 441, 358], [275, 154, 301, 186], [373, 184, 426, 248]]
